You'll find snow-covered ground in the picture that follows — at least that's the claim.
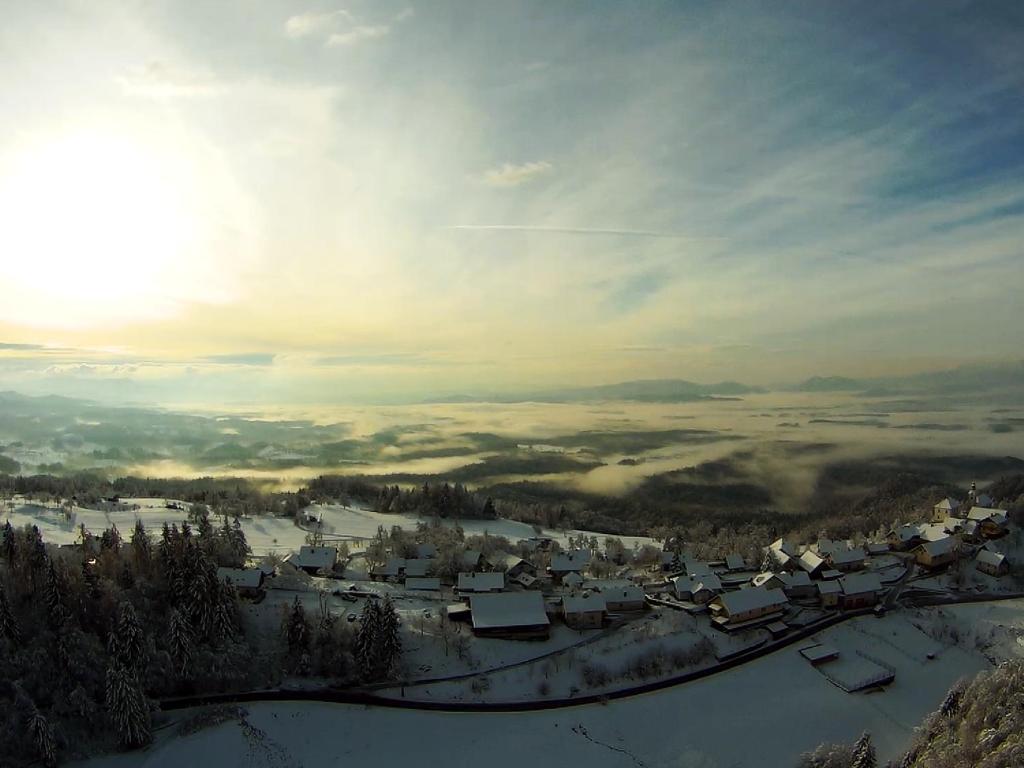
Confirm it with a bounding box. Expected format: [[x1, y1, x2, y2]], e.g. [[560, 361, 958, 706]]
[[2, 497, 658, 558], [78, 607, 993, 768]]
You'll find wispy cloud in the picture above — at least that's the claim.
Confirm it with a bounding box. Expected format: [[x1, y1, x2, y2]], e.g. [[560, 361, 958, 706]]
[[116, 60, 222, 98], [327, 25, 390, 47], [284, 10, 353, 39], [394, 8, 415, 23], [448, 225, 720, 240], [202, 353, 276, 366], [482, 160, 553, 187]]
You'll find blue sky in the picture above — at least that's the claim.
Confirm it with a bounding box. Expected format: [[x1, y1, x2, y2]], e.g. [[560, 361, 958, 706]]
[[0, 1, 1022, 403]]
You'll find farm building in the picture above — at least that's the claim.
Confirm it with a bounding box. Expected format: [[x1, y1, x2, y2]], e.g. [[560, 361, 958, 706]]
[[725, 553, 746, 571], [216, 567, 264, 596], [838, 572, 883, 609], [405, 577, 441, 591], [285, 545, 338, 575], [562, 593, 607, 629], [457, 571, 504, 595], [967, 507, 1009, 538], [468, 592, 550, 639], [797, 550, 826, 577], [975, 549, 1009, 577], [601, 585, 646, 612], [827, 548, 865, 572], [708, 587, 788, 628], [817, 580, 841, 608], [913, 536, 960, 569]]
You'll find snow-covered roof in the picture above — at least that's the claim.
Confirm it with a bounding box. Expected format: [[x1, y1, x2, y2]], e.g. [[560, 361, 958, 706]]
[[976, 549, 1007, 568], [217, 567, 263, 589], [890, 524, 925, 542], [769, 538, 798, 557], [563, 572, 584, 586], [916, 537, 958, 557], [934, 497, 961, 511], [460, 549, 483, 567], [694, 573, 723, 591], [457, 571, 504, 592], [714, 586, 788, 615], [469, 592, 550, 630], [976, 493, 995, 508], [686, 560, 714, 577], [405, 577, 441, 590], [512, 572, 538, 588], [415, 543, 438, 559], [817, 580, 842, 594], [798, 550, 826, 573], [551, 551, 589, 572], [374, 557, 406, 577], [600, 584, 645, 602], [403, 558, 432, 577], [967, 506, 1008, 524], [563, 593, 607, 614], [291, 545, 337, 570], [839, 572, 882, 595], [725, 554, 745, 570], [489, 552, 530, 571], [864, 542, 890, 555], [800, 644, 839, 663], [829, 548, 864, 566], [781, 571, 812, 588], [751, 572, 780, 588]]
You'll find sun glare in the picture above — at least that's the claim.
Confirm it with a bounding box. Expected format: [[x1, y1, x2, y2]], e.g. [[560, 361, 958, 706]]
[[0, 131, 201, 328]]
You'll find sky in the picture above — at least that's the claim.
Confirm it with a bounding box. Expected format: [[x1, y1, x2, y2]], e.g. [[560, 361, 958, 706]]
[[0, 1, 1023, 404]]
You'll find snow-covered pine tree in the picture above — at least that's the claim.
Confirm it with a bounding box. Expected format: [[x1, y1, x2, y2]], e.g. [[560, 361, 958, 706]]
[[1, 519, 15, 563], [109, 601, 146, 673], [0, 581, 21, 643], [353, 600, 380, 680], [284, 596, 310, 657], [105, 663, 151, 748], [14, 684, 57, 768], [210, 581, 237, 646], [850, 732, 876, 768], [44, 558, 68, 629], [131, 519, 151, 571], [168, 608, 193, 676], [376, 595, 402, 680]]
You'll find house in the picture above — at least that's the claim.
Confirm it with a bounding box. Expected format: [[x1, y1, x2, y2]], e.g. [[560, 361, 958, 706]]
[[888, 524, 926, 551], [457, 571, 504, 595], [779, 571, 816, 599], [975, 549, 1009, 577], [562, 571, 585, 590], [216, 567, 264, 597], [708, 587, 788, 627], [489, 552, 536, 579], [688, 577, 723, 605], [460, 549, 484, 570], [402, 558, 432, 578], [685, 560, 715, 577], [371, 557, 407, 580], [933, 497, 962, 521], [468, 591, 550, 639], [405, 577, 441, 591], [765, 539, 798, 569], [967, 507, 1009, 538], [838, 572, 883, 609], [817, 580, 841, 608], [562, 593, 607, 629], [828, 548, 865, 572], [864, 542, 890, 557], [797, 550, 827, 577], [752, 572, 785, 590], [725, 553, 746, 571], [286, 545, 338, 575], [913, 536, 960, 569], [671, 575, 698, 601], [550, 551, 590, 580], [415, 543, 438, 559], [600, 585, 646, 612]]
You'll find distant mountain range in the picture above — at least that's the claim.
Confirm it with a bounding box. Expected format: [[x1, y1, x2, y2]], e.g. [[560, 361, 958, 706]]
[[790, 361, 1024, 397], [425, 379, 765, 404]]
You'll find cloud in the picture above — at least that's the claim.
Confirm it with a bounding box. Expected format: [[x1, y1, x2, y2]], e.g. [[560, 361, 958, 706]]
[[482, 160, 553, 187], [116, 60, 222, 98], [326, 25, 390, 47], [284, 10, 353, 39], [448, 225, 718, 239], [394, 8, 415, 23], [0, 342, 45, 350], [202, 353, 276, 366]]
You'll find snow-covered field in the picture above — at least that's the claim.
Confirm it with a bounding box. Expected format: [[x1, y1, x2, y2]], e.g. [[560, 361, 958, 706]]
[[2, 497, 658, 557], [78, 607, 996, 768]]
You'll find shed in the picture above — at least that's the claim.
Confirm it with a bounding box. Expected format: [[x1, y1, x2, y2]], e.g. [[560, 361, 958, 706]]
[[800, 644, 840, 665]]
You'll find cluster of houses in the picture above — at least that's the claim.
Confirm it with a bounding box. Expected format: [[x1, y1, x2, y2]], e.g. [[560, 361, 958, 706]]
[[214, 484, 1014, 642]]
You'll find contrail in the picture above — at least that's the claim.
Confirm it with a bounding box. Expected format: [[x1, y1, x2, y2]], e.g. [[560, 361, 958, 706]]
[[447, 224, 724, 240]]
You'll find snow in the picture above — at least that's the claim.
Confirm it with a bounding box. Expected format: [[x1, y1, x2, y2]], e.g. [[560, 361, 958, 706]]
[[77, 608, 993, 768]]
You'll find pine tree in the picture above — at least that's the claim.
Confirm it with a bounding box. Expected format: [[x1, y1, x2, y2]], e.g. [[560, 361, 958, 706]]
[[1, 519, 15, 563], [168, 608, 193, 676], [81, 555, 101, 601], [851, 732, 876, 768], [284, 596, 310, 657], [210, 581, 237, 646], [353, 600, 380, 680], [109, 601, 146, 673], [376, 595, 402, 679], [105, 663, 151, 747], [16, 685, 57, 767], [44, 558, 68, 629], [131, 519, 151, 570], [0, 582, 20, 643]]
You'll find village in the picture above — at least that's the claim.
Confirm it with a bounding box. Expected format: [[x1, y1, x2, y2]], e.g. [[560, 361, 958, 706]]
[[3, 478, 1019, 706]]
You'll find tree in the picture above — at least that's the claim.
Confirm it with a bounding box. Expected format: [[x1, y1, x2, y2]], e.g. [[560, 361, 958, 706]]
[[105, 663, 151, 748], [131, 519, 151, 571], [284, 596, 310, 658], [168, 608, 193, 676], [353, 600, 380, 679], [109, 601, 146, 673], [376, 595, 402, 680], [851, 732, 876, 768], [15, 684, 56, 767], [44, 558, 69, 629], [0, 582, 19, 642]]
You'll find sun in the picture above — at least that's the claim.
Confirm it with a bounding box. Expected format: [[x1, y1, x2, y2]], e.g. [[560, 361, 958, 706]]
[[0, 130, 201, 328]]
